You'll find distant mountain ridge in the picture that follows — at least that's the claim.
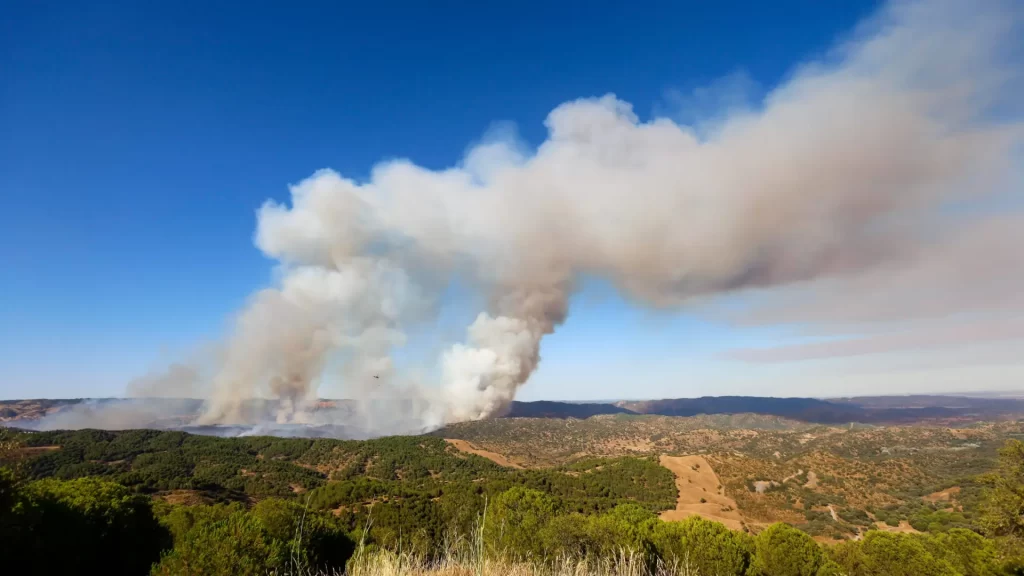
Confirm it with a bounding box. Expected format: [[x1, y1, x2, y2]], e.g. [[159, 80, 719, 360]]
[[4, 394, 1024, 428], [503, 395, 1024, 424]]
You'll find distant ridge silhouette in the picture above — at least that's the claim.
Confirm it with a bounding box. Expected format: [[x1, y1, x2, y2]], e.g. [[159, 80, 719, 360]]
[[502, 395, 1024, 424]]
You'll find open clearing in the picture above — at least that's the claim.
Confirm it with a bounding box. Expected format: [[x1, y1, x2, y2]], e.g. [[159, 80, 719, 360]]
[[446, 438, 523, 469], [155, 490, 211, 506], [781, 469, 804, 483], [14, 445, 60, 457], [658, 455, 746, 530], [875, 520, 921, 533], [923, 486, 961, 502]]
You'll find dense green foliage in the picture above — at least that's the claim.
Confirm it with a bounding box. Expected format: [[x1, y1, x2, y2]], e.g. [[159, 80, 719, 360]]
[[1, 469, 170, 575], [649, 513, 753, 575], [5, 427, 677, 562], [829, 530, 982, 576], [3, 429, 1024, 575], [150, 500, 356, 575], [749, 522, 829, 576], [18, 429, 329, 497], [980, 440, 1024, 542], [11, 429, 676, 507], [17, 430, 500, 492], [304, 456, 675, 557], [0, 469, 356, 576], [152, 511, 288, 575], [2, 428, 677, 570]]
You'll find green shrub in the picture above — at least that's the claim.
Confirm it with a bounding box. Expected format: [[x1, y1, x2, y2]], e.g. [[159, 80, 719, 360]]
[[151, 512, 285, 576], [250, 498, 355, 570], [831, 531, 958, 576], [484, 487, 560, 559], [650, 515, 753, 575], [926, 529, 1000, 576], [750, 523, 826, 576], [0, 474, 169, 576]]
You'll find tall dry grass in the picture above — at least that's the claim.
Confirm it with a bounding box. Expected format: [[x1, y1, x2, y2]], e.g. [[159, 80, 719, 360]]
[[344, 549, 698, 576], [341, 524, 701, 576]]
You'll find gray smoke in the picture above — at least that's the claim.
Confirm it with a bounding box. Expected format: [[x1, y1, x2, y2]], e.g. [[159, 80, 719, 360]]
[[53, 0, 1020, 437]]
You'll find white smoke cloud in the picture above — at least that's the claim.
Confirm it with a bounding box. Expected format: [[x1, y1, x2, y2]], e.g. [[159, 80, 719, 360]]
[[113, 0, 1024, 434]]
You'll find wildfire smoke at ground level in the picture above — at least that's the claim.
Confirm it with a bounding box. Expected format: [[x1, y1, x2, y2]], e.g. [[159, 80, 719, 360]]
[[97, 0, 1024, 437]]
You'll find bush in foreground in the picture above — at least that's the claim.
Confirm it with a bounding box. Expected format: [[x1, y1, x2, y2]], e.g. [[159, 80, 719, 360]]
[[1, 471, 170, 575]]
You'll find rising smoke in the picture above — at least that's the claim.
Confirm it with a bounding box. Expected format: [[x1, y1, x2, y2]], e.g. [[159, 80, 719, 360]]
[[33, 0, 1023, 437]]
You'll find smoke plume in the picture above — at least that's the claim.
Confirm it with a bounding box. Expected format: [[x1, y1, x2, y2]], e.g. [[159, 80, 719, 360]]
[[110, 0, 1022, 435]]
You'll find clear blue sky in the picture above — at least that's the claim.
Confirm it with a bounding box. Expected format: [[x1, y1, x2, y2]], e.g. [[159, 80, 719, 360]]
[[10, 0, 1015, 401]]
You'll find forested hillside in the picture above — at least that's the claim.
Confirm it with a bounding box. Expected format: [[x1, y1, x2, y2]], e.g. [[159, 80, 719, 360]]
[[2, 427, 1023, 575]]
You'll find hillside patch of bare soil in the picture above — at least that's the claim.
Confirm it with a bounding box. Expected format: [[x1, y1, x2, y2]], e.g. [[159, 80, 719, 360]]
[[445, 439, 523, 469], [658, 455, 746, 530]]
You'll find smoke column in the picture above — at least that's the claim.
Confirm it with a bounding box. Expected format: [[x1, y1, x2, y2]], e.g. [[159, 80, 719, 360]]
[[129, 0, 1022, 434]]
